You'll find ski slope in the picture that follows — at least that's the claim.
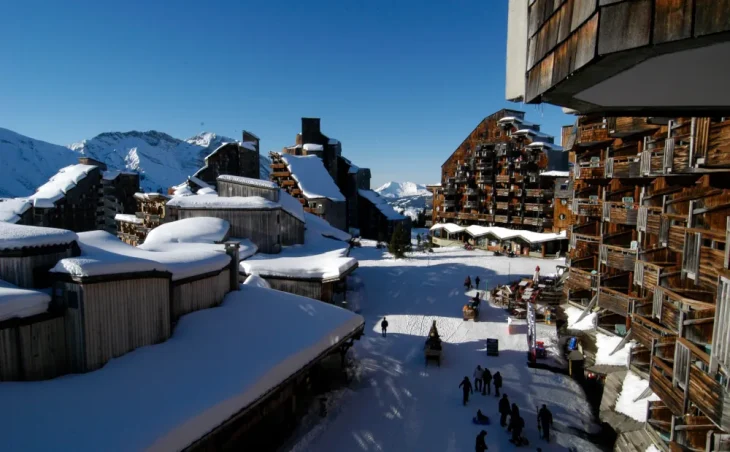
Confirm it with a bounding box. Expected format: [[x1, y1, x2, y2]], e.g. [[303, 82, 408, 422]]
[[292, 243, 600, 452]]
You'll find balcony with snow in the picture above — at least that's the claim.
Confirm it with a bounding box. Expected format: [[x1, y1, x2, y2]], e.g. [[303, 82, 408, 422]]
[[506, 0, 730, 115]]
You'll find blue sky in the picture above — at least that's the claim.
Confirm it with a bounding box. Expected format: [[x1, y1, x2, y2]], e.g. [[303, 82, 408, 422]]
[[0, 0, 571, 188]]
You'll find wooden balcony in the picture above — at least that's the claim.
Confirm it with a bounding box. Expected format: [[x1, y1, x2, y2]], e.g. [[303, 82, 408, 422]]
[[565, 267, 594, 292], [603, 202, 639, 226], [670, 414, 728, 452], [572, 198, 602, 218], [577, 123, 610, 146], [523, 203, 545, 213], [270, 163, 288, 170], [525, 188, 553, 198], [495, 188, 510, 197], [631, 314, 675, 351], [597, 287, 642, 317], [443, 187, 458, 195], [495, 202, 510, 210], [281, 180, 296, 187], [608, 117, 660, 138], [443, 200, 458, 207], [634, 248, 678, 291], [511, 217, 523, 225], [650, 286, 715, 340], [495, 175, 511, 183], [270, 171, 291, 178], [637, 206, 664, 236], [494, 215, 509, 224], [574, 163, 605, 180], [523, 217, 551, 227], [464, 201, 478, 209], [679, 338, 730, 430], [649, 355, 686, 417], [605, 156, 641, 178], [513, 174, 524, 183], [601, 244, 637, 272], [646, 400, 672, 441]]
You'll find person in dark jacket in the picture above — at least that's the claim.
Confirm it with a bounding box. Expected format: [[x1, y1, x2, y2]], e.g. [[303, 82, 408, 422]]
[[493, 371, 503, 396], [475, 430, 488, 452], [475, 276, 481, 290], [459, 376, 474, 406], [475, 409, 489, 424], [482, 368, 492, 395], [508, 413, 525, 444], [381, 317, 389, 337], [538, 404, 554, 441], [464, 276, 472, 291], [511, 403, 520, 420], [498, 394, 511, 427]]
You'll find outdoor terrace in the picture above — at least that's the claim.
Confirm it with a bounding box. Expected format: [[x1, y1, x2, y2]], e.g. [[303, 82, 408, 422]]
[[603, 202, 639, 226]]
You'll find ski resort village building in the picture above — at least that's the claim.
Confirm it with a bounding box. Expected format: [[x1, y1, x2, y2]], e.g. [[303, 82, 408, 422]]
[[191, 130, 261, 188], [430, 109, 569, 234]]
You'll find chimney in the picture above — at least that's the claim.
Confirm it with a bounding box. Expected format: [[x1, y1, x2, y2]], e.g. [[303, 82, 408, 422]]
[[78, 157, 107, 171], [224, 241, 241, 292], [301, 118, 321, 144]]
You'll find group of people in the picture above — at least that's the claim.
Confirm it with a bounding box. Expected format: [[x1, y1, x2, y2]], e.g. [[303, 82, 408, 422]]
[[464, 275, 482, 291], [460, 365, 554, 449], [458, 366, 503, 406]]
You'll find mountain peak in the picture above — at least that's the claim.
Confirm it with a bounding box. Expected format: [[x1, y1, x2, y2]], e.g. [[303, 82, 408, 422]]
[[186, 132, 237, 149], [374, 181, 431, 199]]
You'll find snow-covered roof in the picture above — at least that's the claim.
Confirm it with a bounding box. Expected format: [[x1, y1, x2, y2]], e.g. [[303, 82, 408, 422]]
[[614, 371, 660, 422], [513, 129, 553, 140], [242, 274, 271, 289], [303, 143, 324, 152], [102, 170, 137, 181], [167, 195, 280, 210], [216, 175, 278, 190], [0, 283, 364, 451], [29, 164, 97, 207], [241, 141, 257, 151], [527, 141, 564, 151], [358, 190, 406, 221], [197, 187, 217, 195], [114, 214, 143, 225], [497, 116, 536, 127], [429, 223, 465, 234], [278, 190, 305, 222], [189, 176, 212, 190], [540, 170, 570, 177], [458, 224, 567, 244], [281, 155, 345, 202], [173, 185, 194, 197], [305, 212, 351, 242], [141, 217, 230, 247], [134, 192, 170, 201], [0, 198, 31, 224], [0, 223, 78, 251], [0, 280, 51, 322], [51, 231, 231, 282]]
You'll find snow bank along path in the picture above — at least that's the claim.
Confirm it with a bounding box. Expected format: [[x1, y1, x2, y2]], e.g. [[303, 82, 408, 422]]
[[0, 284, 364, 452], [297, 244, 599, 452]]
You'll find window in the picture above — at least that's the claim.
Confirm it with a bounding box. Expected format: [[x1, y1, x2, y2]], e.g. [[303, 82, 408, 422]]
[[561, 199, 567, 205], [559, 214, 566, 220]]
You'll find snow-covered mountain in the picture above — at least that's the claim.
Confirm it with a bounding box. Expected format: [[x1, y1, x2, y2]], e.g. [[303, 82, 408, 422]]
[[374, 181, 432, 221], [374, 181, 431, 199], [0, 128, 270, 197]]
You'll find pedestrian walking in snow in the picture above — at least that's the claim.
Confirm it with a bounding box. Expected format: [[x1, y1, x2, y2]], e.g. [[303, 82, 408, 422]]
[[533, 265, 541, 283], [498, 394, 511, 427], [511, 403, 520, 422], [508, 413, 525, 444], [473, 365, 483, 392], [459, 376, 473, 406], [493, 371, 503, 396], [538, 404, 553, 442], [475, 430, 488, 452], [475, 276, 481, 290], [381, 317, 389, 337], [482, 368, 492, 395], [464, 276, 472, 291]]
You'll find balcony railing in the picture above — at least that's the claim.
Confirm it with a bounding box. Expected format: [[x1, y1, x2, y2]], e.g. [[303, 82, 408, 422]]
[[605, 155, 641, 178], [574, 163, 605, 180], [679, 338, 729, 429], [495, 175, 511, 183], [565, 267, 594, 292], [609, 117, 660, 137], [524, 203, 546, 213], [603, 202, 639, 225], [637, 206, 663, 236], [523, 217, 551, 227], [443, 200, 457, 207], [597, 287, 643, 317], [649, 355, 686, 417], [443, 187, 458, 195], [494, 215, 509, 224], [572, 198, 602, 217], [600, 244, 637, 272], [631, 314, 675, 350], [465, 188, 480, 196], [511, 217, 523, 225], [495, 188, 510, 197], [464, 201, 478, 209], [513, 174, 524, 183], [577, 123, 610, 145], [495, 202, 510, 210], [525, 188, 553, 198]]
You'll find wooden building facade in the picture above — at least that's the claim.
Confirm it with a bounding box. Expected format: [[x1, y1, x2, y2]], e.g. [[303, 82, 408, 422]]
[[432, 109, 568, 232], [566, 116, 730, 450], [193, 131, 261, 188]]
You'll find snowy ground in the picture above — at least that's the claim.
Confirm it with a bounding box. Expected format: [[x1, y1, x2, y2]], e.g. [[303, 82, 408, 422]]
[[290, 243, 600, 451]]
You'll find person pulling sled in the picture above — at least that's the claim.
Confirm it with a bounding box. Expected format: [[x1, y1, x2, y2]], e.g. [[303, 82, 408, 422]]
[[459, 376, 473, 406]]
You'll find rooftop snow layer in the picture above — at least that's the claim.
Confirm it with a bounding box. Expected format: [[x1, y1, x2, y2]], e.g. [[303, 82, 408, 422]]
[[241, 141, 257, 151], [0, 198, 31, 223], [189, 176, 212, 190], [0, 280, 51, 322], [242, 274, 271, 289], [173, 185, 194, 197], [241, 223, 356, 281], [140, 218, 230, 247], [217, 175, 278, 190], [431, 223, 567, 244], [134, 192, 170, 201], [614, 371, 660, 422], [541, 170, 571, 177], [513, 129, 553, 140], [0, 223, 78, 251], [51, 231, 230, 281], [358, 189, 406, 221], [114, 214, 143, 224], [167, 195, 279, 210], [303, 143, 324, 152], [0, 284, 364, 452], [279, 190, 305, 222], [197, 187, 217, 195], [305, 212, 351, 242], [28, 164, 97, 207], [527, 141, 564, 151], [497, 116, 536, 127], [281, 155, 345, 202]]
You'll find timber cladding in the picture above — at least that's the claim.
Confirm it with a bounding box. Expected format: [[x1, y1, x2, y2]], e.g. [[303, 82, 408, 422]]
[[171, 269, 230, 323], [58, 275, 172, 373], [217, 180, 279, 202], [280, 212, 305, 246], [0, 314, 67, 381], [0, 245, 76, 289], [175, 208, 282, 254]]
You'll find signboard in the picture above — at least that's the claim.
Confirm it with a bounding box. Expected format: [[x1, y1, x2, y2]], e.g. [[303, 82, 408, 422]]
[[486, 338, 499, 357]]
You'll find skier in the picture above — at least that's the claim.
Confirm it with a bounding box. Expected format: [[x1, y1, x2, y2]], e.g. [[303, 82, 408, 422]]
[[381, 317, 389, 337], [508, 412, 525, 445], [538, 404, 553, 441], [475, 276, 481, 290], [464, 276, 472, 291], [482, 367, 492, 395], [459, 376, 474, 406], [473, 365, 483, 393], [493, 371, 503, 396], [498, 394, 511, 427], [475, 430, 488, 452]]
